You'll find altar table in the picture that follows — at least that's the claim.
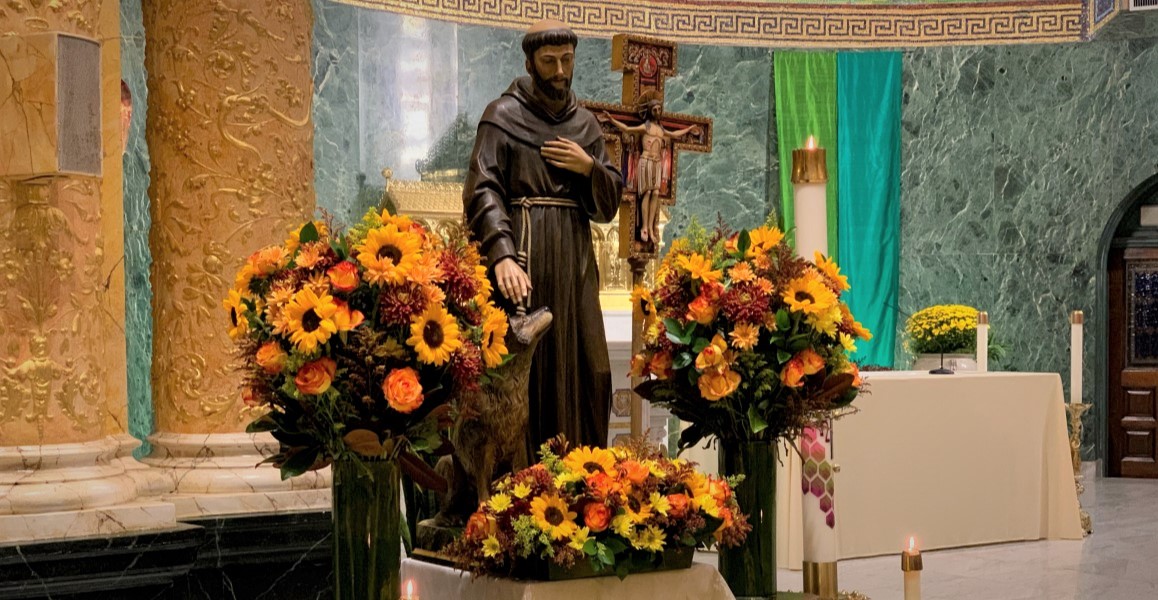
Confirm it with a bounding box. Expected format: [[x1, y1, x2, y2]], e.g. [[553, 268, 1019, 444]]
[[400, 558, 735, 600], [682, 371, 1084, 569]]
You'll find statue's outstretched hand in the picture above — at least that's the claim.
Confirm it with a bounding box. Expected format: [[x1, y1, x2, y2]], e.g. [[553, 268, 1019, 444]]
[[494, 257, 532, 305], [542, 137, 595, 176]]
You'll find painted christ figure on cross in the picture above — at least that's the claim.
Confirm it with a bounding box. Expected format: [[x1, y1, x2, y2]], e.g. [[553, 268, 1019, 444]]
[[599, 90, 702, 244]]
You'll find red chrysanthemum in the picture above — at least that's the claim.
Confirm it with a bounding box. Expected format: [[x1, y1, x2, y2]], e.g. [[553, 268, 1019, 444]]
[[720, 282, 772, 324], [438, 250, 479, 307], [450, 342, 484, 392], [378, 283, 428, 326]]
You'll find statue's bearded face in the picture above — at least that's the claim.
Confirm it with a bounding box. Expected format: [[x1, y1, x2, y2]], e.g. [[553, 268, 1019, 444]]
[[527, 44, 574, 101]]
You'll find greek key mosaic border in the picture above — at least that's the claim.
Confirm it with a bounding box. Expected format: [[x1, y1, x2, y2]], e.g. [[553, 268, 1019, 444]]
[[336, 0, 1089, 47]]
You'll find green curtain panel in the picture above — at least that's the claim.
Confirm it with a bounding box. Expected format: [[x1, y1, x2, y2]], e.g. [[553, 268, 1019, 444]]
[[836, 52, 902, 367], [774, 52, 838, 257]]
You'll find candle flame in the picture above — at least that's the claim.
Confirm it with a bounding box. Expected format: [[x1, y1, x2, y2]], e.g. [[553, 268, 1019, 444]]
[[406, 581, 413, 596], [908, 536, 916, 552], [805, 135, 817, 150]]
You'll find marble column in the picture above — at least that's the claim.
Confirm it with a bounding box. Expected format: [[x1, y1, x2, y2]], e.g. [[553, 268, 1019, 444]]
[[0, 0, 174, 543], [140, 0, 330, 517]]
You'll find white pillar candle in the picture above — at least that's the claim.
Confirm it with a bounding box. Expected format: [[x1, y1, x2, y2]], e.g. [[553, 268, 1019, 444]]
[[976, 312, 988, 373], [801, 427, 838, 563], [902, 536, 923, 600], [1071, 311, 1083, 405], [791, 136, 828, 260]]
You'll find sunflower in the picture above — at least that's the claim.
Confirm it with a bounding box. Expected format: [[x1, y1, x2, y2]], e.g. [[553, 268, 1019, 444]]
[[529, 494, 578, 541], [407, 305, 463, 366], [480, 304, 509, 369], [677, 253, 723, 284], [746, 225, 785, 257], [813, 251, 850, 291], [223, 289, 251, 340], [284, 287, 340, 353], [474, 265, 493, 304], [629, 524, 666, 552], [782, 273, 837, 316], [563, 446, 618, 477], [622, 497, 654, 524], [729, 322, 760, 351], [355, 224, 423, 286]]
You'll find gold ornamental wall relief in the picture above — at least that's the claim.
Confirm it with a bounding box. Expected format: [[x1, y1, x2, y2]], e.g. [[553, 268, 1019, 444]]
[[143, 0, 316, 433]]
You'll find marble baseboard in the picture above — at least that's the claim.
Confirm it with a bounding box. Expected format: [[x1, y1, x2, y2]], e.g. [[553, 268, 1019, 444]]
[[0, 501, 176, 544], [168, 488, 332, 520]]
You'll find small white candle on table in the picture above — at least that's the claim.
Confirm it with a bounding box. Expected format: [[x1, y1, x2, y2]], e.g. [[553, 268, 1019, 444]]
[[1071, 310, 1083, 404], [902, 536, 923, 600], [976, 311, 988, 372], [791, 136, 828, 260]]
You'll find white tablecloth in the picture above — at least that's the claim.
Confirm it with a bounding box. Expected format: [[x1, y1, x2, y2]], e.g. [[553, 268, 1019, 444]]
[[400, 558, 735, 600], [682, 371, 1084, 569]]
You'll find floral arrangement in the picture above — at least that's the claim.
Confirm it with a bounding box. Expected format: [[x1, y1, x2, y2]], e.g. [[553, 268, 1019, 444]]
[[445, 438, 750, 578], [223, 207, 511, 478], [904, 304, 1006, 361], [630, 221, 870, 449]]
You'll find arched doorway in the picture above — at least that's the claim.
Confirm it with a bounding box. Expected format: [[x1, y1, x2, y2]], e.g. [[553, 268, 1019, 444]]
[[1098, 172, 1158, 477]]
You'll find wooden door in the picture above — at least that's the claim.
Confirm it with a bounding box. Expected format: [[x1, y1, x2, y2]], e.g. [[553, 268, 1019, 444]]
[[1108, 247, 1158, 477]]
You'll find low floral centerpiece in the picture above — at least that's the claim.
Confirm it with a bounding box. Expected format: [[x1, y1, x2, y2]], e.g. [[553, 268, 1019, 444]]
[[905, 304, 1003, 371], [444, 438, 749, 580], [629, 220, 871, 597], [224, 207, 511, 600]]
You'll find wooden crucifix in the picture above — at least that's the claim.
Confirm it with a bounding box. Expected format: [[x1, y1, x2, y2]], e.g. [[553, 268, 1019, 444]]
[[583, 34, 713, 438]]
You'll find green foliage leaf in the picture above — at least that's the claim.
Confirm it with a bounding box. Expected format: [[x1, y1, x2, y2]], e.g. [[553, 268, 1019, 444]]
[[673, 352, 694, 371], [691, 337, 711, 354], [298, 221, 320, 244], [278, 446, 320, 480], [776, 349, 792, 364], [663, 318, 695, 346], [747, 404, 769, 435], [776, 309, 790, 332], [737, 230, 752, 255], [245, 415, 278, 433]]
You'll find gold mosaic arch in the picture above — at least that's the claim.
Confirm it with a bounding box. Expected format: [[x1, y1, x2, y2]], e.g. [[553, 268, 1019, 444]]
[[334, 0, 1104, 47], [380, 169, 656, 311]]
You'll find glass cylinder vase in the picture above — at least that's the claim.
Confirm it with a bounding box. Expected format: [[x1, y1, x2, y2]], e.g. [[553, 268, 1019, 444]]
[[718, 440, 777, 599], [332, 456, 401, 600]]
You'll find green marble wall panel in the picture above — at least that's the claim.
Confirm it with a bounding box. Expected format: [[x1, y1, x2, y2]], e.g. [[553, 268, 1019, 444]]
[[348, 10, 773, 236], [313, 0, 363, 223], [121, 0, 152, 456], [899, 19, 1158, 458]]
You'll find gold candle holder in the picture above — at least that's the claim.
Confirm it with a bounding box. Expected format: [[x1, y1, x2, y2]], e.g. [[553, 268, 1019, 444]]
[[791, 137, 828, 184], [901, 550, 923, 572], [803, 560, 839, 599], [1065, 402, 1093, 536], [1071, 310, 1084, 325], [977, 311, 988, 325]]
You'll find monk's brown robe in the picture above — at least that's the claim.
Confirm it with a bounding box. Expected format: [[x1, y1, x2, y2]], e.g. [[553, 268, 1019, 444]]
[[463, 76, 623, 454]]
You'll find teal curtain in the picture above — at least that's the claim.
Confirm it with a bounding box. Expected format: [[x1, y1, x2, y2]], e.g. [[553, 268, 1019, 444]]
[[774, 52, 838, 257], [837, 52, 902, 367]]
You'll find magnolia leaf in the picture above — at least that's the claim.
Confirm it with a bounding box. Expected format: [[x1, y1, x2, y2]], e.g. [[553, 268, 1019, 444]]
[[299, 221, 320, 244], [279, 446, 320, 480], [747, 404, 769, 435], [776, 349, 792, 364], [692, 337, 711, 354], [813, 372, 856, 406], [737, 230, 752, 255], [776, 309, 790, 332], [673, 352, 694, 371], [246, 415, 278, 433], [343, 428, 385, 457]]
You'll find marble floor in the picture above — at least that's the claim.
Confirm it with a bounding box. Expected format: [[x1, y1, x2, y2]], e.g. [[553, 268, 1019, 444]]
[[756, 472, 1158, 599]]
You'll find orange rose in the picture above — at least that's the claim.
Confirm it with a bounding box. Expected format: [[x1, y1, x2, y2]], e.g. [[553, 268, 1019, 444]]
[[255, 341, 288, 374], [465, 512, 489, 540], [846, 363, 863, 387], [619, 460, 650, 486], [698, 367, 741, 401], [695, 334, 729, 372], [584, 502, 612, 533], [686, 295, 719, 325], [295, 357, 337, 395], [724, 233, 740, 254], [326, 261, 360, 293], [781, 357, 806, 388], [798, 348, 825, 376], [648, 351, 673, 380], [708, 477, 733, 503], [332, 299, 365, 332], [383, 367, 424, 413], [586, 472, 621, 501], [667, 493, 690, 518]]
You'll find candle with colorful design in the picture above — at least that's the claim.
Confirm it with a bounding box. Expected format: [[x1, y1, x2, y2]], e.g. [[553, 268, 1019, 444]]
[[801, 426, 838, 599]]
